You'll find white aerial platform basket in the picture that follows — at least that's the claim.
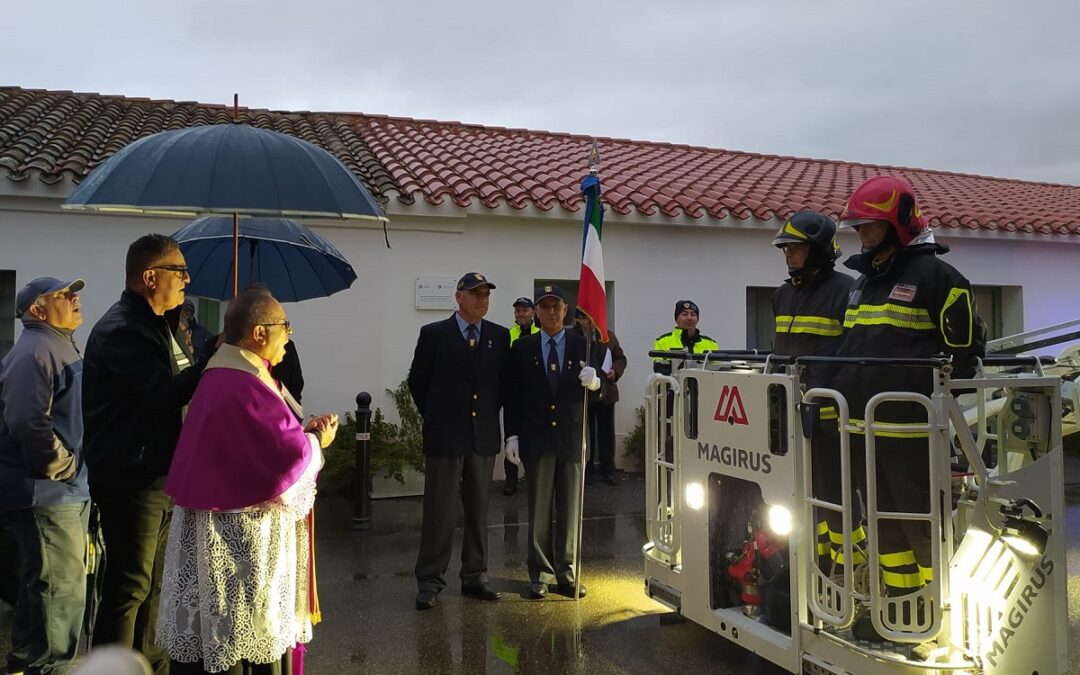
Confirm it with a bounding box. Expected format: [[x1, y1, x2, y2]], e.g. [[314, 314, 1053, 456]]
[[642, 350, 1069, 675]]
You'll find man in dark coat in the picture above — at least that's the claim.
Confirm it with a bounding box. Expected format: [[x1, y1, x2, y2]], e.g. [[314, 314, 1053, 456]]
[[408, 272, 510, 610], [573, 311, 627, 486], [505, 285, 602, 599], [82, 234, 209, 673]]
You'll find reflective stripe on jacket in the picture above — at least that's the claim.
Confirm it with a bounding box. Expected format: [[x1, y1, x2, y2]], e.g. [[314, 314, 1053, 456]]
[[834, 244, 986, 425], [653, 328, 718, 360]]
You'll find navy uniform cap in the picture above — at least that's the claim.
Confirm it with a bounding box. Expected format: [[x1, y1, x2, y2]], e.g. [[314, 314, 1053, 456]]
[[534, 285, 565, 303], [512, 296, 534, 308], [457, 272, 496, 290]]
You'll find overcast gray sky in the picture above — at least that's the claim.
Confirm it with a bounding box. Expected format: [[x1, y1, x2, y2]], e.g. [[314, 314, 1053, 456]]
[[6, 0, 1079, 184]]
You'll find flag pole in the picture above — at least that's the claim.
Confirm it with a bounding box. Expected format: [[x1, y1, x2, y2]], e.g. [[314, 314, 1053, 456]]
[[573, 140, 602, 602]]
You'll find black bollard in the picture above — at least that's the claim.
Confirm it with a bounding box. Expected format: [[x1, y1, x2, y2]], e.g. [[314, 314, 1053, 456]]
[[352, 391, 373, 530]]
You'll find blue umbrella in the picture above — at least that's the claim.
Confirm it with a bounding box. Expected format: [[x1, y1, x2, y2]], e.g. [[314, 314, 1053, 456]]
[[62, 123, 387, 295], [62, 124, 387, 221], [172, 217, 357, 302]]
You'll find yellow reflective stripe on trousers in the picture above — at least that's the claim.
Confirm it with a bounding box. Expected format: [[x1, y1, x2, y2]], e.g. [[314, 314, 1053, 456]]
[[848, 418, 929, 439], [919, 565, 934, 583], [829, 527, 866, 545], [830, 546, 868, 565], [819, 406, 838, 420], [879, 550, 917, 567], [843, 303, 935, 330], [882, 569, 924, 589], [774, 315, 843, 336]]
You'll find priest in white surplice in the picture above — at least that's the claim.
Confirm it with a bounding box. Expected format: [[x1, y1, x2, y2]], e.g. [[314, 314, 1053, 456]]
[[156, 290, 338, 675]]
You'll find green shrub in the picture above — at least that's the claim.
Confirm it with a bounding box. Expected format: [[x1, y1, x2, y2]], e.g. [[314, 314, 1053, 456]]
[[623, 404, 646, 460], [320, 380, 426, 492]]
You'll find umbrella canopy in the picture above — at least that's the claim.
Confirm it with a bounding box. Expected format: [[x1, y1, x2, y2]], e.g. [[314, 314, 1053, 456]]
[[62, 124, 387, 222], [173, 217, 357, 302]]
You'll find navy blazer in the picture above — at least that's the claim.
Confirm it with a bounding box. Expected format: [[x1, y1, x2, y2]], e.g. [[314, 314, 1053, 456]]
[[408, 314, 510, 457], [505, 331, 590, 464]]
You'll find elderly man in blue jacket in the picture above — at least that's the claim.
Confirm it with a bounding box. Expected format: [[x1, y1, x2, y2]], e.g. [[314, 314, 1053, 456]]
[[0, 276, 90, 675]]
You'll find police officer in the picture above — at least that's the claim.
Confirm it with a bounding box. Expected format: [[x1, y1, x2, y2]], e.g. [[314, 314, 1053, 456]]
[[834, 176, 985, 640], [504, 297, 539, 496], [509, 296, 539, 345], [653, 300, 718, 374], [770, 212, 860, 573]]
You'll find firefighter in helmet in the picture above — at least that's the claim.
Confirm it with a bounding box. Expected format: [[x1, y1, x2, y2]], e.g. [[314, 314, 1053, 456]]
[[770, 211, 861, 574], [833, 176, 986, 640]]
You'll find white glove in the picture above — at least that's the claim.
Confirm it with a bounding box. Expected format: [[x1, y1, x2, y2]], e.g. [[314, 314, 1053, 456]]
[[504, 435, 521, 466], [578, 364, 601, 391]]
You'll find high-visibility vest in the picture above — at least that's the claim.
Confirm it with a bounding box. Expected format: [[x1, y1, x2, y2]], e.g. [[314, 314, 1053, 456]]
[[510, 322, 539, 345], [653, 328, 718, 359]]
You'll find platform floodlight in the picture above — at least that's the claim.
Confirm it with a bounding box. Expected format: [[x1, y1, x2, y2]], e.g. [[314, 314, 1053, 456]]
[[767, 504, 793, 536], [685, 482, 705, 510]]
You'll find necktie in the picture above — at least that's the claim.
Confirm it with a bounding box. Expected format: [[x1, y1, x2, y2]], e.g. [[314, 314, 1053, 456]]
[[466, 324, 478, 349], [547, 337, 560, 393]]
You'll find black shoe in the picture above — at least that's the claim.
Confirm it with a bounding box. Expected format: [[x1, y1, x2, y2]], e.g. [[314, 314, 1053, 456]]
[[502, 480, 517, 496], [554, 582, 587, 598], [603, 474, 618, 486], [415, 589, 438, 610], [461, 582, 501, 601], [528, 582, 548, 599]]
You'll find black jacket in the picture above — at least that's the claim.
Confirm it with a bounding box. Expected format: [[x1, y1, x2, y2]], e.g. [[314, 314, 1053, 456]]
[[772, 267, 855, 390], [834, 243, 986, 423], [408, 314, 511, 457], [83, 290, 206, 489], [505, 331, 590, 463]]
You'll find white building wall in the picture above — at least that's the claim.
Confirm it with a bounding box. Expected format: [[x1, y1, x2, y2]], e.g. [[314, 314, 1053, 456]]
[[3, 188, 1079, 472]]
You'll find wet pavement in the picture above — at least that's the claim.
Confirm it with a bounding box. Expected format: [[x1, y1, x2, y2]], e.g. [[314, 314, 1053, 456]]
[[5, 466, 1080, 673], [306, 472, 784, 674]]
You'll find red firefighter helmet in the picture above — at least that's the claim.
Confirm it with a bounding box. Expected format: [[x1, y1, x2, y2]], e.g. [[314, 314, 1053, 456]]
[[840, 175, 929, 247]]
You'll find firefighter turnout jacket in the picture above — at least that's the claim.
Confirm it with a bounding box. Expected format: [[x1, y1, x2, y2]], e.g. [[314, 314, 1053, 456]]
[[834, 242, 987, 429], [772, 268, 855, 387]]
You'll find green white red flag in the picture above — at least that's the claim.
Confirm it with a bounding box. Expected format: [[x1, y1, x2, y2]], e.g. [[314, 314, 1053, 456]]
[[577, 173, 608, 342]]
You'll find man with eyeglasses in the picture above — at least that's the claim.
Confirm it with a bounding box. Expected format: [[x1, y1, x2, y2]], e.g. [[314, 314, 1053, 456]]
[[409, 272, 511, 610], [157, 290, 335, 673], [83, 234, 211, 672], [0, 276, 90, 674]]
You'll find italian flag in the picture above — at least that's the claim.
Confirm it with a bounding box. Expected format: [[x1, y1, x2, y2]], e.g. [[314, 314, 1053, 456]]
[[578, 174, 608, 342]]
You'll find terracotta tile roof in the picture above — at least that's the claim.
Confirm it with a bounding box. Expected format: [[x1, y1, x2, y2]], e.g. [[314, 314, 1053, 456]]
[[3, 86, 1079, 236], [0, 87, 398, 199]]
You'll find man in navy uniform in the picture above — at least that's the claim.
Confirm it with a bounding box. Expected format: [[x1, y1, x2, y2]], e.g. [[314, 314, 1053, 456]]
[[409, 272, 511, 610], [505, 285, 602, 599]]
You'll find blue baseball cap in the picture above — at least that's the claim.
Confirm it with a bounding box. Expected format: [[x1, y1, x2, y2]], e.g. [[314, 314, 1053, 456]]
[[16, 277, 85, 318]]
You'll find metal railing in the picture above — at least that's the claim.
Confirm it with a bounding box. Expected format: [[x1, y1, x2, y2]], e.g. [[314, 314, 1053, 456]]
[[645, 373, 681, 562]]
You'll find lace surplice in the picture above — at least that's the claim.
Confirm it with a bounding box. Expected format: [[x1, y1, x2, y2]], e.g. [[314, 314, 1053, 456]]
[[156, 441, 320, 673]]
